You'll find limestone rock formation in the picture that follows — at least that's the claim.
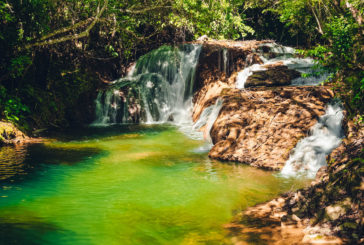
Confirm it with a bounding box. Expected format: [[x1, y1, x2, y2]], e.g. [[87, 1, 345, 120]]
[[0, 121, 39, 145], [192, 40, 334, 170], [208, 87, 333, 170]]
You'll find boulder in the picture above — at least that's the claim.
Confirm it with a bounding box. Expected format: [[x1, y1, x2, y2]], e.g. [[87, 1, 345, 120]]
[[208, 86, 333, 170]]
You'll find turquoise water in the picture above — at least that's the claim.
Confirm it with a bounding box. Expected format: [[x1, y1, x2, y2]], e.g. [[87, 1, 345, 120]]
[[0, 125, 306, 244]]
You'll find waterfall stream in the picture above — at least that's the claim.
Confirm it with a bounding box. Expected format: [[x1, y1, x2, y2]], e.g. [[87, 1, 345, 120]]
[[92, 44, 202, 126], [281, 103, 344, 178], [93, 41, 343, 178], [193, 98, 224, 143]]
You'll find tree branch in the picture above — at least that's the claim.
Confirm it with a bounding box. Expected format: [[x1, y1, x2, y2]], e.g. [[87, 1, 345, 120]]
[[308, 2, 324, 35], [123, 5, 172, 14], [39, 18, 93, 41], [20, 0, 108, 50]]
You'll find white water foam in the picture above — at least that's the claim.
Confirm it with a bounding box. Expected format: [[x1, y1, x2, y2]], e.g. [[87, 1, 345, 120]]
[[281, 103, 344, 178]]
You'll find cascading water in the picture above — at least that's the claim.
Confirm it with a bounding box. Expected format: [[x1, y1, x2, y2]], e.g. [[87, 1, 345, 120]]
[[92, 44, 202, 126], [193, 98, 224, 142], [235, 42, 342, 178], [189, 98, 224, 152], [281, 103, 344, 178], [236, 42, 330, 89]]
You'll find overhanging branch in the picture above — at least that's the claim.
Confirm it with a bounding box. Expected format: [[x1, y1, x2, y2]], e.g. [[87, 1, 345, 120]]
[[20, 0, 108, 50]]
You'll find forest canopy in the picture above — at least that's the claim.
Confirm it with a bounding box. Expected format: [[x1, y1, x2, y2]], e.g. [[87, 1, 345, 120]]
[[0, 0, 363, 128]]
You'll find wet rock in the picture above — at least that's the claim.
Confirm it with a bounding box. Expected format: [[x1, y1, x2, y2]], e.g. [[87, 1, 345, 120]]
[[192, 40, 334, 170], [208, 86, 333, 170], [245, 65, 301, 87], [0, 121, 28, 145]]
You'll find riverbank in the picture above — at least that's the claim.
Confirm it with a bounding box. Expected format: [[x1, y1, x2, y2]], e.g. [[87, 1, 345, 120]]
[[0, 121, 42, 145]]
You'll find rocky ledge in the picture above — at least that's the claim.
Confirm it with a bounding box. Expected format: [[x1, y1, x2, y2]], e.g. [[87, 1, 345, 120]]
[[0, 121, 40, 145], [192, 40, 333, 170], [245, 64, 301, 88], [208, 86, 333, 170]]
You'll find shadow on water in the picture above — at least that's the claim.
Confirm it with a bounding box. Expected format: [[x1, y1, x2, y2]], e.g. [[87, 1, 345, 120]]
[[0, 217, 73, 245], [0, 143, 104, 184], [43, 124, 172, 142]]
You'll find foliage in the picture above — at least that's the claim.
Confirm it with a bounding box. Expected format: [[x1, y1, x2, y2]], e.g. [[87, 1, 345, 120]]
[[258, 0, 363, 115], [169, 0, 253, 40], [0, 86, 29, 123], [0, 0, 257, 127], [0, 0, 363, 127], [306, 16, 360, 71]]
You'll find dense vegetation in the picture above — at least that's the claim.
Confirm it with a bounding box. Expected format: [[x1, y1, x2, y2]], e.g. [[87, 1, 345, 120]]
[[0, 0, 363, 131]]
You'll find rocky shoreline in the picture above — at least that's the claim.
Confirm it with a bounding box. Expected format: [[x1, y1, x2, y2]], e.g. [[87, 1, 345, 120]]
[[0, 121, 42, 145]]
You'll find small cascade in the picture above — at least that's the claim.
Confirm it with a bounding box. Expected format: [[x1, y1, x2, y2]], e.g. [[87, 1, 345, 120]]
[[223, 48, 228, 76], [92, 44, 202, 126], [236, 42, 330, 89], [193, 98, 224, 142], [281, 103, 344, 178]]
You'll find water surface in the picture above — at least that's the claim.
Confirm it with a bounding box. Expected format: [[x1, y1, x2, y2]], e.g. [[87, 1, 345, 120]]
[[0, 125, 307, 244]]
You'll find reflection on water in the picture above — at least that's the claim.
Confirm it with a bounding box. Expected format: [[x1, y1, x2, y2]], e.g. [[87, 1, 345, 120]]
[[0, 125, 308, 244], [0, 143, 103, 184], [0, 145, 27, 181]]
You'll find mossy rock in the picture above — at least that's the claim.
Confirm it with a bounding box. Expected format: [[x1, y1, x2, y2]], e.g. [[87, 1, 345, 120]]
[[0, 121, 27, 145]]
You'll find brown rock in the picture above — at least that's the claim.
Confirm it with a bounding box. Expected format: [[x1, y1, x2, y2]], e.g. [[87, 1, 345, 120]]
[[207, 86, 333, 170], [0, 121, 41, 145], [0, 121, 28, 145], [245, 65, 301, 87]]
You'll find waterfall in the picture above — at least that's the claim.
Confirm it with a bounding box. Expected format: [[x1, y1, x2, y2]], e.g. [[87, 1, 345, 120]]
[[92, 44, 202, 126], [281, 103, 344, 178], [223, 48, 228, 76], [236, 42, 330, 89]]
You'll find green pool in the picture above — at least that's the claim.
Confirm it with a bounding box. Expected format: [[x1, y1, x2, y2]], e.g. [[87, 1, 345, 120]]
[[0, 125, 306, 244]]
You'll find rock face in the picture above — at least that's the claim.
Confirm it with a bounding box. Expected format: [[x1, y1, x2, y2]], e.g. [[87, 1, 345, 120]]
[[208, 87, 333, 170], [245, 65, 301, 87], [0, 121, 28, 145], [192, 40, 334, 170], [226, 120, 364, 244], [0, 121, 39, 145]]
